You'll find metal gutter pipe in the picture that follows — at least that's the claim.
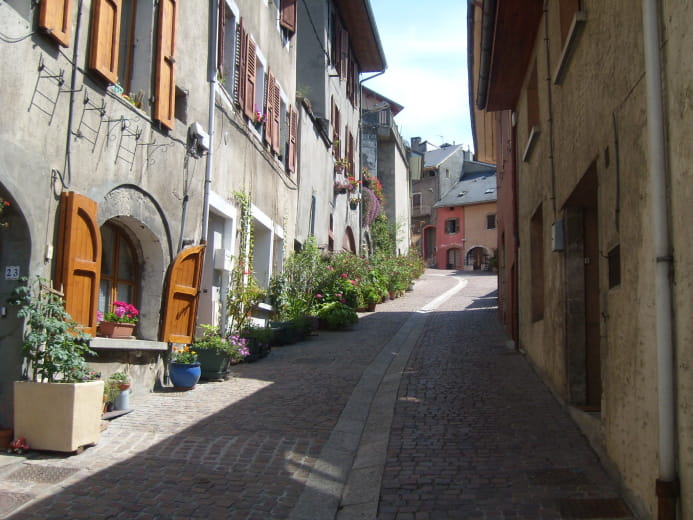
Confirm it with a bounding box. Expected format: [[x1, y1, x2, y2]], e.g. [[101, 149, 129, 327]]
[[641, 0, 679, 517], [201, 0, 220, 243], [475, 0, 496, 110]]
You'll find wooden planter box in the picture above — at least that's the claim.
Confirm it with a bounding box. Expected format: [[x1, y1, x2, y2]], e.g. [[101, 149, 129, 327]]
[[13, 380, 105, 452]]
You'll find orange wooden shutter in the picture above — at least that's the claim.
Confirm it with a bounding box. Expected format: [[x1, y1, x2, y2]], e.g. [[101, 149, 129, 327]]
[[218, 0, 226, 77], [347, 130, 354, 175], [264, 70, 275, 144], [39, 0, 73, 47], [88, 0, 121, 84], [235, 19, 246, 107], [154, 0, 178, 129], [288, 106, 298, 173], [160, 245, 205, 344], [280, 0, 296, 33], [243, 35, 257, 119], [55, 192, 102, 335]]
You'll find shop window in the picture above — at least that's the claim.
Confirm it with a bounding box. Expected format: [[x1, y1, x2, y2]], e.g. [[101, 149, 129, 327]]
[[99, 222, 139, 317]]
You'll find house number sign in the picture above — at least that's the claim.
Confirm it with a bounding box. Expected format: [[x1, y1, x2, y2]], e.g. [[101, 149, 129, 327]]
[[4, 266, 20, 280]]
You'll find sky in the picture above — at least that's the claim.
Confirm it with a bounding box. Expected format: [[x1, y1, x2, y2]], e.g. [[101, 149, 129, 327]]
[[366, 0, 473, 150]]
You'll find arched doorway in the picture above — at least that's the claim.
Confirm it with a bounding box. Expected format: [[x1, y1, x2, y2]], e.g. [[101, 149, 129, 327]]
[[0, 185, 32, 427], [466, 246, 490, 270], [343, 226, 356, 253]]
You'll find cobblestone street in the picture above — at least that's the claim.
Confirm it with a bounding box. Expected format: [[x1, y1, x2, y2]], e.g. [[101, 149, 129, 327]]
[[0, 271, 633, 519]]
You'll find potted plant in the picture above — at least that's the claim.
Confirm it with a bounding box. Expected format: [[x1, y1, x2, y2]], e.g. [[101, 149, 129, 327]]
[[102, 379, 120, 413], [315, 301, 358, 330], [169, 345, 200, 390], [241, 325, 272, 362], [0, 195, 11, 229], [9, 276, 104, 452], [193, 324, 250, 380], [108, 372, 131, 410], [97, 301, 139, 339]]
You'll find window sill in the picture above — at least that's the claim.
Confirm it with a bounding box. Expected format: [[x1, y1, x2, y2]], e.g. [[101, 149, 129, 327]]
[[553, 11, 587, 85], [522, 126, 541, 162], [90, 337, 168, 352]]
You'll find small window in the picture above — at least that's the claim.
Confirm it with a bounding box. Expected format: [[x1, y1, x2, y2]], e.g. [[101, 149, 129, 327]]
[[218, 2, 239, 94], [412, 193, 422, 211], [487, 214, 496, 230], [445, 218, 459, 234]]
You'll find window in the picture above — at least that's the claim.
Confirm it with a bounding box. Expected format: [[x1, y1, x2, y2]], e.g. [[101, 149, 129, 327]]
[[445, 218, 459, 234], [331, 97, 341, 158], [99, 223, 139, 318], [88, 0, 177, 129], [412, 193, 422, 212], [218, 1, 239, 95], [487, 214, 496, 230]]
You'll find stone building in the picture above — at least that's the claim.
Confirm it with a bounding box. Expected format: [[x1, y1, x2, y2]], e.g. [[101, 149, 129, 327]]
[[469, 1, 693, 517]]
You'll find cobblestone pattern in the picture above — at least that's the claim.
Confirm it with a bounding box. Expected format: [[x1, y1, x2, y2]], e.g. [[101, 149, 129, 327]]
[[0, 273, 449, 520], [377, 274, 632, 520]]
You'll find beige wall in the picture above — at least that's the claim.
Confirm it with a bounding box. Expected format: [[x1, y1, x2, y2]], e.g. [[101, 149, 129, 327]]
[[512, 1, 692, 517], [464, 202, 497, 260]]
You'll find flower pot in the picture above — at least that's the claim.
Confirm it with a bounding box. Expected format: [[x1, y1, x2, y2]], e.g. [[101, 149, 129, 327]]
[[114, 389, 130, 410], [98, 321, 136, 339], [367, 302, 377, 312], [349, 202, 358, 210], [197, 350, 231, 380], [13, 380, 104, 452], [169, 362, 201, 390]]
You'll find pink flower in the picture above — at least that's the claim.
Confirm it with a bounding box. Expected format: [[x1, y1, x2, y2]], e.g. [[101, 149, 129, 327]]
[[336, 293, 342, 298], [341, 273, 348, 279], [316, 294, 323, 299], [327, 266, 334, 271], [97, 311, 104, 322], [340, 299, 346, 303], [349, 280, 356, 285]]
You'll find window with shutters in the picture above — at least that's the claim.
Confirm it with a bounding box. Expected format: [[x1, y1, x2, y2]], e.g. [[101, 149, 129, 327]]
[[218, 0, 239, 98], [276, 0, 296, 45], [445, 218, 459, 234], [331, 97, 340, 158], [99, 222, 139, 320], [87, 0, 176, 129]]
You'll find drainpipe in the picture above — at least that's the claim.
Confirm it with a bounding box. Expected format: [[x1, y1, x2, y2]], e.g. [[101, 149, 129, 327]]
[[642, 1, 679, 518], [201, 0, 219, 244]]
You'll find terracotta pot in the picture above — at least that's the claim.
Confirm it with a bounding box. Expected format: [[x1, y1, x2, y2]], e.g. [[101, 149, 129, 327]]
[[367, 302, 377, 312], [98, 321, 136, 339]]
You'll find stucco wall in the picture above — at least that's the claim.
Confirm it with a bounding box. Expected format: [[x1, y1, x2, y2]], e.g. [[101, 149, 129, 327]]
[[511, 1, 693, 516], [464, 202, 497, 260]]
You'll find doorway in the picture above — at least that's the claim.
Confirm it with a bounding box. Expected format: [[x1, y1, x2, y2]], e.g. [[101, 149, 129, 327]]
[[564, 164, 601, 409]]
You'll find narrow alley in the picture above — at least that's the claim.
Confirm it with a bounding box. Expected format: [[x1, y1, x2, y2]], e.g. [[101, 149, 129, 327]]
[[0, 271, 633, 520]]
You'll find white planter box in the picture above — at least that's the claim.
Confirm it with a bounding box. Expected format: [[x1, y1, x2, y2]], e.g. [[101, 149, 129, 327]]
[[13, 380, 105, 452]]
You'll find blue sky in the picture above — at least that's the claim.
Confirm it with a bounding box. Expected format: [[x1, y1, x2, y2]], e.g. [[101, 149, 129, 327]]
[[366, 0, 473, 150]]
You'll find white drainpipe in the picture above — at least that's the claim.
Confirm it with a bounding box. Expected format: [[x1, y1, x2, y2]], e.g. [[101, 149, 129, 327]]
[[641, 0, 678, 517], [202, 0, 220, 243]]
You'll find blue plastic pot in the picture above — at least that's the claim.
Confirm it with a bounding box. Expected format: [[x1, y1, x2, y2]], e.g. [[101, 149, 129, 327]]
[[169, 362, 201, 389]]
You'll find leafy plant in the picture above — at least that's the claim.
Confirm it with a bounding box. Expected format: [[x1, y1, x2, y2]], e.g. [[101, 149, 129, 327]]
[[171, 345, 198, 364], [103, 380, 120, 406], [226, 192, 266, 332], [9, 277, 95, 383], [315, 301, 358, 330], [193, 324, 249, 363], [108, 371, 130, 386]]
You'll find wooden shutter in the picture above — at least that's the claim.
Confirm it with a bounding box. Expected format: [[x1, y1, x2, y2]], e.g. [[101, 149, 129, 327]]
[[218, 0, 226, 77], [39, 0, 73, 47], [288, 105, 297, 173], [55, 192, 102, 336], [271, 79, 281, 153], [243, 35, 257, 119], [264, 70, 275, 144], [160, 245, 205, 344], [235, 18, 246, 107], [154, 0, 178, 130], [89, 0, 121, 84], [347, 130, 354, 175], [279, 0, 296, 33]]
